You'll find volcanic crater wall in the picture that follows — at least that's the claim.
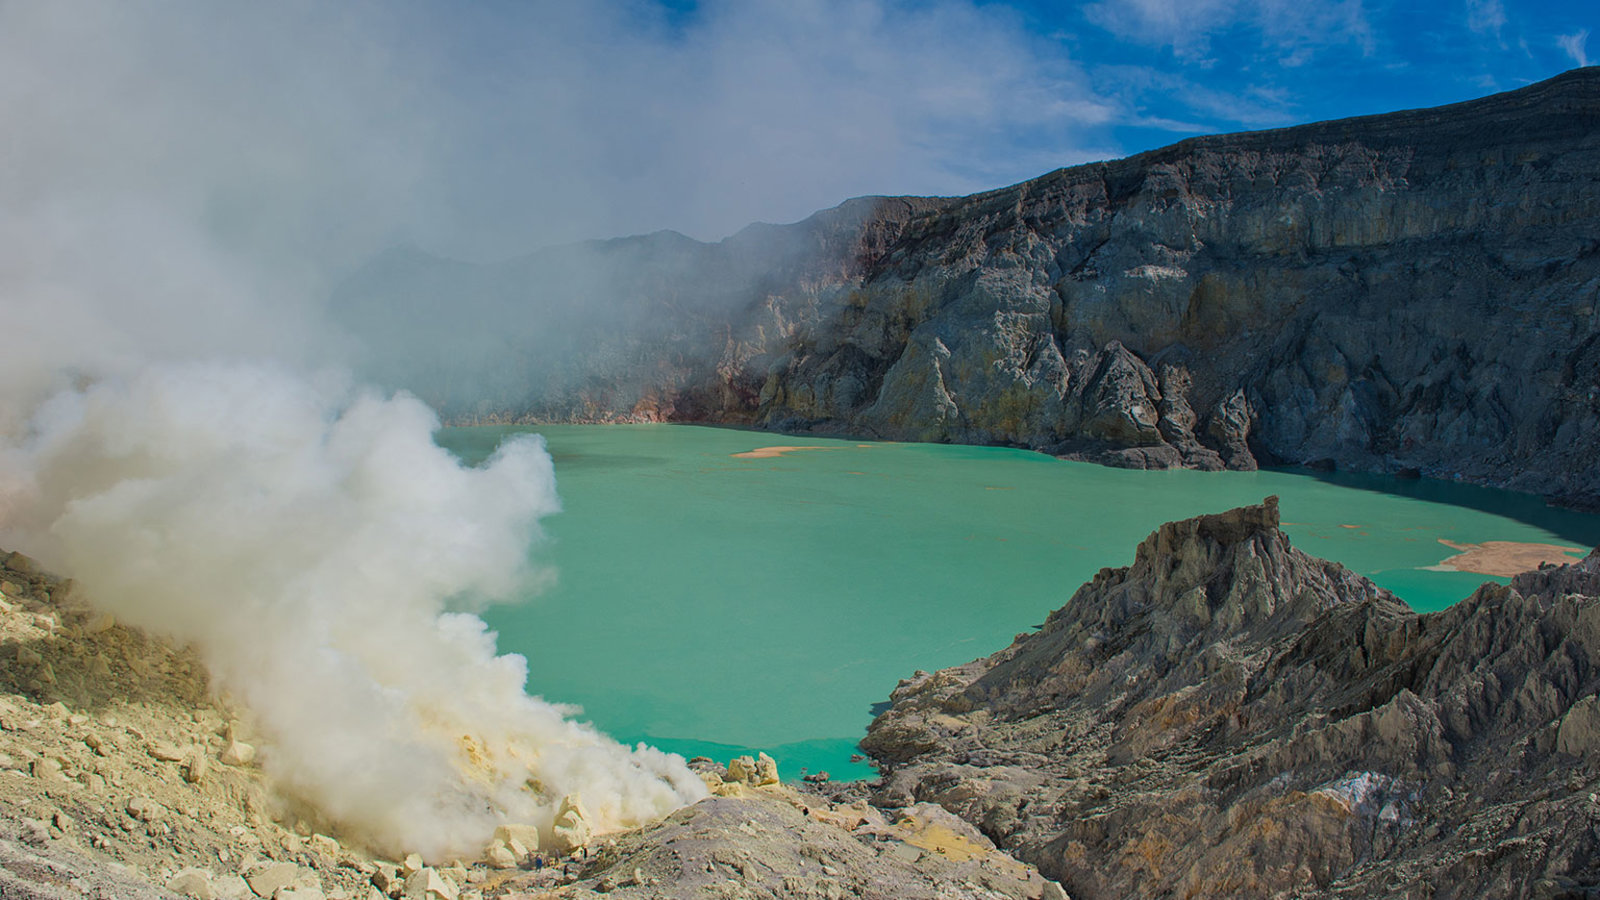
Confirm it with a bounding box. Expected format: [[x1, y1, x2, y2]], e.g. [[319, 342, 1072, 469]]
[[335, 67, 1600, 506]]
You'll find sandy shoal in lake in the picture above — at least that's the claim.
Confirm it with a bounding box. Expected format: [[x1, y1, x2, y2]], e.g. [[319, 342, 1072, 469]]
[[731, 446, 836, 459], [1429, 539, 1588, 577]]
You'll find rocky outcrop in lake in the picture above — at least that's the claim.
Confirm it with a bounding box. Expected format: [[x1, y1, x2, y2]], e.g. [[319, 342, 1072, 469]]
[[336, 67, 1600, 507], [861, 498, 1600, 899]]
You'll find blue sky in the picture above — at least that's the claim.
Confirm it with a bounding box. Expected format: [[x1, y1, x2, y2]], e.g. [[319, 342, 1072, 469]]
[[1010, 0, 1594, 165], [3, 1, 1595, 265]]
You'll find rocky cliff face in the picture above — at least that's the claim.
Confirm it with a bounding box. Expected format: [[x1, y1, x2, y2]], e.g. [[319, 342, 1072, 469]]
[[334, 67, 1600, 505], [861, 498, 1600, 899]]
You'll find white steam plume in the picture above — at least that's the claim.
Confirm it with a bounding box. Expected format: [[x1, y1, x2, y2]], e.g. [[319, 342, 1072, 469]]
[[0, 0, 1124, 865], [0, 1, 719, 861], [0, 362, 706, 860], [0, 0, 1120, 862]]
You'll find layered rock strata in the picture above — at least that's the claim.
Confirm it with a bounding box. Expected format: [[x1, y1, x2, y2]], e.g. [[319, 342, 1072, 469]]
[[862, 498, 1600, 898], [336, 67, 1600, 505]]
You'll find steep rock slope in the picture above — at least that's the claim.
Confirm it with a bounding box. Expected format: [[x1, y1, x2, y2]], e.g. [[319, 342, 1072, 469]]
[[861, 499, 1600, 899], [335, 67, 1600, 504]]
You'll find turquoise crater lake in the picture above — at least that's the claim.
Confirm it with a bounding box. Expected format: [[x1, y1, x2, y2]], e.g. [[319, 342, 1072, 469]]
[[439, 424, 1600, 780]]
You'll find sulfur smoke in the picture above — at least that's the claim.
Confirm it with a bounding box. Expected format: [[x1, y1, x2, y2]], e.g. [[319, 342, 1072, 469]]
[[0, 1, 725, 860], [0, 362, 707, 859], [0, 0, 1101, 862]]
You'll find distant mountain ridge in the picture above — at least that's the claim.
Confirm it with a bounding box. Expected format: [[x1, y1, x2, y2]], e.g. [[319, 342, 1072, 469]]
[[332, 66, 1600, 507]]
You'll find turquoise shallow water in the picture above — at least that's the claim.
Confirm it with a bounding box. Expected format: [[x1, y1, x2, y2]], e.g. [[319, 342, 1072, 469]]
[[439, 424, 1600, 780]]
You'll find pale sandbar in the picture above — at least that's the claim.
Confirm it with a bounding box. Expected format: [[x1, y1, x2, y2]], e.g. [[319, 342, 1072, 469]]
[[731, 445, 836, 459], [1429, 538, 1587, 577]]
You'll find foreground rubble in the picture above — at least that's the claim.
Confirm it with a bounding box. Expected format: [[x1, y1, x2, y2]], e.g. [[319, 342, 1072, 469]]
[[0, 548, 1068, 900], [0, 548, 395, 899]]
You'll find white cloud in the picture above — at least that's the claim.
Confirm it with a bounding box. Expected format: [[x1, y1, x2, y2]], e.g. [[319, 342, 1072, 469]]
[[1084, 0, 1234, 58], [1090, 64, 1301, 134], [413, 0, 1115, 253], [1084, 0, 1374, 62], [1558, 29, 1591, 67], [1465, 0, 1507, 38], [0, 0, 1128, 270]]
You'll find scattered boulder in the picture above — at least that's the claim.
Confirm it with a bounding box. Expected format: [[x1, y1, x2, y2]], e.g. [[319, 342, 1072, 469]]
[[481, 840, 517, 870], [548, 795, 590, 854], [401, 867, 458, 900], [725, 755, 757, 785], [167, 867, 217, 900], [29, 758, 62, 781], [220, 739, 256, 767], [182, 745, 209, 784], [213, 874, 252, 900], [147, 740, 186, 762], [244, 861, 301, 898], [754, 752, 780, 786], [491, 823, 539, 857], [87, 653, 113, 678], [371, 864, 403, 894], [125, 797, 165, 823], [309, 833, 340, 860]]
